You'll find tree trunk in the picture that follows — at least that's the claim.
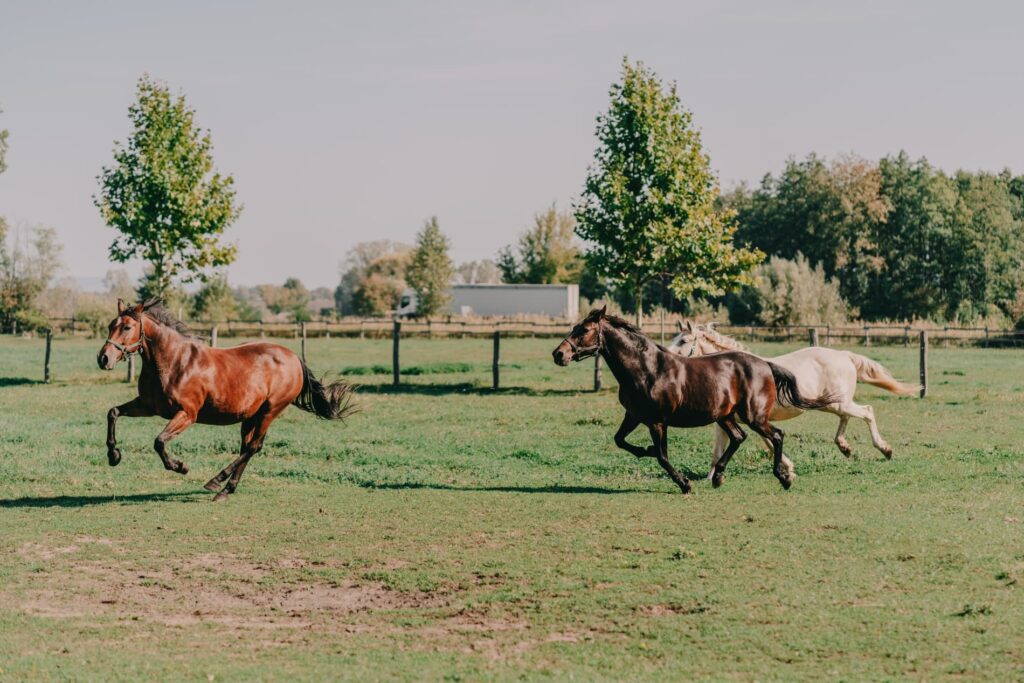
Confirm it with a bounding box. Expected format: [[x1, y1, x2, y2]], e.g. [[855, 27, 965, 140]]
[[635, 278, 643, 329]]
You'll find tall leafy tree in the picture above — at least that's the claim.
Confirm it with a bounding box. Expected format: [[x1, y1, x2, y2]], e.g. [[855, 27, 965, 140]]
[[0, 104, 8, 176], [406, 216, 454, 316], [259, 277, 311, 322], [497, 204, 582, 284], [0, 222, 63, 331], [335, 240, 412, 315], [192, 272, 239, 321], [575, 59, 761, 326], [95, 75, 240, 298]]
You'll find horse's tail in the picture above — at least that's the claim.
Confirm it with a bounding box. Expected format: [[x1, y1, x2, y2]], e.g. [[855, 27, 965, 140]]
[[768, 362, 839, 410], [845, 352, 920, 396], [293, 361, 358, 420]]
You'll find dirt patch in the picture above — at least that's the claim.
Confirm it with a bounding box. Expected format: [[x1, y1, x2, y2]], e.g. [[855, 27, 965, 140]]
[[18, 552, 445, 631]]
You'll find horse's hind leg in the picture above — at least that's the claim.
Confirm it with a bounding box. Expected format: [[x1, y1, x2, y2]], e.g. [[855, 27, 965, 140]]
[[711, 417, 746, 488], [749, 420, 790, 490], [836, 402, 893, 459], [833, 415, 853, 457], [212, 409, 277, 502], [708, 426, 728, 481], [647, 423, 690, 494], [153, 410, 195, 475]]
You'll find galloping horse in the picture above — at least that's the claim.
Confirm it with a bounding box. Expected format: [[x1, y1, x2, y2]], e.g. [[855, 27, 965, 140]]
[[97, 299, 355, 501], [552, 307, 834, 491], [669, 321, 918, 475]]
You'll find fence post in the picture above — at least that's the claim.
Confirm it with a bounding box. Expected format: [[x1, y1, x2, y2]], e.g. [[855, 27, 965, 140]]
[[904, 326, 910, 348], [919, 331, 928, 398], [44, 328, 53, 383], [211, 325, 218, 348], [863, 326, 870, 347], [808, 327, 819, 347], [984, 326, 989, 347], [492, 330, 500, 390], [594, 353, 602, 392], [259, 321, 265, 339], [825, 324, 831, 346], [359, 320, 365, 340], [301, 322, 307, 362], [392, 320, 401, 386], [427, 318, 433, 339]]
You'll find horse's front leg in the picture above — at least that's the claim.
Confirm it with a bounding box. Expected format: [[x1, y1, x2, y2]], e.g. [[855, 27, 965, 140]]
[[106, 397, 154, 466], [708, 426, 729, 480], [153, 410, 196, 475], [613, 414, 649, 458], [648, 423, 690, 493]]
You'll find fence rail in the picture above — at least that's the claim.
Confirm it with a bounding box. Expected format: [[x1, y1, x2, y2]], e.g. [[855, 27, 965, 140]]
[[33, 316, 1024, 347]]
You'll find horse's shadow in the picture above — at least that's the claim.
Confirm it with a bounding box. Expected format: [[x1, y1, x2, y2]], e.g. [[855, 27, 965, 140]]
[[358, 383, 595, 397], [0, 491, 205, 509]]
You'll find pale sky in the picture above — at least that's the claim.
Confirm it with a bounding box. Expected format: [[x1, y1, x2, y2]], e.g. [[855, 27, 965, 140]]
[[1, 0, 1022, 289]]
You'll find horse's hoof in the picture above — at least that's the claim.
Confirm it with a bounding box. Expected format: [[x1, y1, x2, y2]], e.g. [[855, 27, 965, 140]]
[[779, 477, 792, 491], [679, 481, 692, 494], [203, 479, 222, 492], [882, 447, 893, 460], [212, 491, 229, 502], [107, 448, 121, 466], [176, 463, 189, 475], [712, 472, 725, 488]]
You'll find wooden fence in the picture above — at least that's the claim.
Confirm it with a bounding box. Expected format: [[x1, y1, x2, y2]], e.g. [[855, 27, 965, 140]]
[[26, 316, 1024, 394]]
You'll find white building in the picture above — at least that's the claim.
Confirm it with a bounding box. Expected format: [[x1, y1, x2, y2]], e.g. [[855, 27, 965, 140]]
[[398, 284, 579, 319]]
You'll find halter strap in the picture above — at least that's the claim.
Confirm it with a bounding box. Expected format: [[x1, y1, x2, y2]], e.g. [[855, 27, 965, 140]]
[[104, 316, 147, 357], [562, 320, 604, 361]]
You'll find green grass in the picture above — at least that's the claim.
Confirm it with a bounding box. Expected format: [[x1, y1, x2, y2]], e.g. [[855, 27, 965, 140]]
[[0, 335, 1022, 681]]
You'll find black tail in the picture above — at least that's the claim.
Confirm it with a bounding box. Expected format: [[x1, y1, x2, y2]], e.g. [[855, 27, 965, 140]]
[[293, 361, 358, 420], [769, 362, 838, 410]]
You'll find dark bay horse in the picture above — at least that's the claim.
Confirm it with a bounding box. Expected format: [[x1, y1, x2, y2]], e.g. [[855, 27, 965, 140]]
[[98, 299, 355, 501], [552, 307, 833, 492]]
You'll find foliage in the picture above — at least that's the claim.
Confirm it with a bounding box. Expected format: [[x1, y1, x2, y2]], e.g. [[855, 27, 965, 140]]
[[0, 104, 8, 176], [497, 205, 582, 284], [259, 277, 311, 322], [335, 240, 412, 315], [454, 259, 502, 285], [94, 75, 240, 298], [0, 220, 63, 331], [729, 253, 849, 326], [192, 272, 239, 321], [575, 59, 762, 324], [406, 216, 454, 317], [732, 151, 1024, 322], [352, 251, 412, 316]]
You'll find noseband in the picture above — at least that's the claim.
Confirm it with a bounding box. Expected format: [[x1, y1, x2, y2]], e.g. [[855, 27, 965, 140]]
[[562, 322, 604, 361], [104, 316, 147, 358]]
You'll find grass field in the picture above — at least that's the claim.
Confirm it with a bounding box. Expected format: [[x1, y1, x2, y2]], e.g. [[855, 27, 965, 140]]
[[1, 333, 1022, 681]]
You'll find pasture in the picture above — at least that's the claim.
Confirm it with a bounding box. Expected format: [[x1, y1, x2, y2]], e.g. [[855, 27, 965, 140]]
[[1, 335, 1022, 681]]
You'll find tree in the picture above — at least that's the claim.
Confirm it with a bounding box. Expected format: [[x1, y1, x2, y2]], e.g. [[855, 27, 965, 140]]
[[455, 259, 502, 285], [406, 216, 454, 316], [0, 104, 8, 176], [335, 240, 412, 315], [731, 254, 849, 326], [259, 278, 311, 322], [192, 272, 239, 321], [497, 204, 582, 284], [94, 75, 240, 298], [352, 251, 412, 316], [575, 59, 761, 325], [0, 221, 64, 331]]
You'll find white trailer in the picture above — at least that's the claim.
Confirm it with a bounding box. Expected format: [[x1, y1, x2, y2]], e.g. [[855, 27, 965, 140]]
[[397, 284, 579, 319]]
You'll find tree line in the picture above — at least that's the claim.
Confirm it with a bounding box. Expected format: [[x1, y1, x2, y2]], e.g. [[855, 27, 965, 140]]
[[5, 62, 1024, 332]]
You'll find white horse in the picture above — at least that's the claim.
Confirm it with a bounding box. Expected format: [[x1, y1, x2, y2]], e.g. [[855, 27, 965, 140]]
[[669, 322, 919, 480]]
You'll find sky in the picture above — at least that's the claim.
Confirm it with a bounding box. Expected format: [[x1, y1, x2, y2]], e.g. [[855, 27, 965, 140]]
[[1, 0, 1022, 290]]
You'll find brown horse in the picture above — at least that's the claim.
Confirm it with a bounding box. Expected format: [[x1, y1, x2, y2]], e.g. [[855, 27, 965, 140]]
[[552, 307, 833, 491], [97, 299, 355, 501]]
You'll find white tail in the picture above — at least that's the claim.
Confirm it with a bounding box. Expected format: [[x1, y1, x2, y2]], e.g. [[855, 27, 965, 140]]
[[846, 352, 920, 396]]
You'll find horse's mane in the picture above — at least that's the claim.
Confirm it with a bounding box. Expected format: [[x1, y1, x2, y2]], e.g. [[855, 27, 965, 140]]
[[136, 298, 195, 337], [699, 325, 748, 352], [603, 313, 645, 336]]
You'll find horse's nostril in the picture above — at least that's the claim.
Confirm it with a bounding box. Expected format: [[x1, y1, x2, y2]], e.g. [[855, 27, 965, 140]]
[[99, 353, 108, 367]]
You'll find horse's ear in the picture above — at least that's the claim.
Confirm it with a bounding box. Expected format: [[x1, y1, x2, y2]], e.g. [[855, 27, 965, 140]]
[[676, 320, 684, 332], [597, 305, 606, 318], [133, 302, 145, 316], [685, 320, 695, 333], [706, 321, 718, 330], [117, 299, 126, 315]]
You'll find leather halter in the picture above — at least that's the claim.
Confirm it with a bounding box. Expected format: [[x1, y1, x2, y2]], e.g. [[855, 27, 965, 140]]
[[562, 320, 604, 361], [104, 315, 147, 358]]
